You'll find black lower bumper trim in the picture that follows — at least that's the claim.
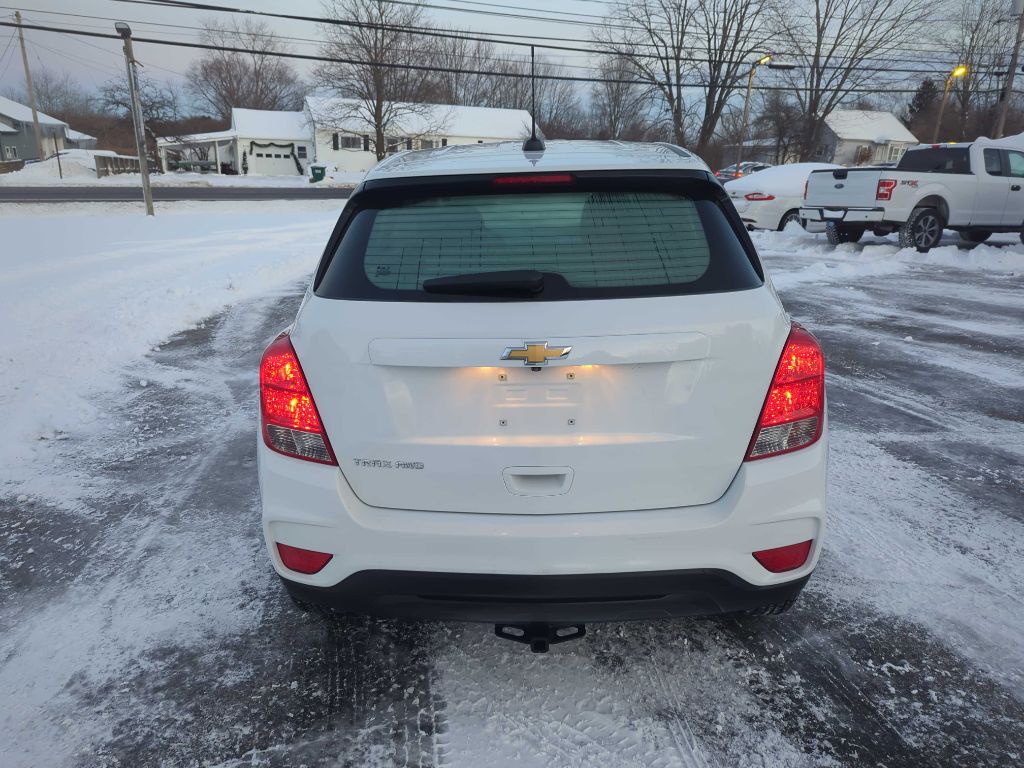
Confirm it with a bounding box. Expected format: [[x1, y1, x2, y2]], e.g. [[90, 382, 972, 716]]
[[281, 568, 810, 623]]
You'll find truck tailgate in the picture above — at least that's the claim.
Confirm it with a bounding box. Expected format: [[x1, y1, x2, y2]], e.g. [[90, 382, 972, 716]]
[[805, 167, 882, 208]]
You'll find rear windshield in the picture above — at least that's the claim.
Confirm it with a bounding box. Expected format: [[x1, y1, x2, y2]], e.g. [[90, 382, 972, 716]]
[[897, 147, 971, 174], [315, 188, 762, 301]]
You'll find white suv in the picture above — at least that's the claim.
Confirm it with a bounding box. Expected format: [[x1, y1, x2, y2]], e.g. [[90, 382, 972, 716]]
[[258, 141, 827, 647]]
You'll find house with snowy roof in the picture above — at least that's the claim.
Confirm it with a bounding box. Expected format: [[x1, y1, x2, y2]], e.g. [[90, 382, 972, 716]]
[[818, 110, 920, 166], [0, 95, 68, 162], [304, 96, 534, 174], [157, 107, 312, 176]]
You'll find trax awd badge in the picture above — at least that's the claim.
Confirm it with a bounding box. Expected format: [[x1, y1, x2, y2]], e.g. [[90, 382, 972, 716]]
[[501, 341, 572, 366]]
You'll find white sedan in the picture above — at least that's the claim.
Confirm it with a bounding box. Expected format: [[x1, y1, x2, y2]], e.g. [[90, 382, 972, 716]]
[[725, 162, 840, 231]]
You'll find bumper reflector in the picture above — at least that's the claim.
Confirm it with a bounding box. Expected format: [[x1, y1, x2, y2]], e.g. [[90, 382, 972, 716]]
[[753, 540, 813, 573], [276, 542, 333, 575]]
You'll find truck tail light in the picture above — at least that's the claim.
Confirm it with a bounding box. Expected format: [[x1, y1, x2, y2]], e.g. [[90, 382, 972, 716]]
[[876, 179, 897, 201], [260, 333, 337, 465], [744, 192, 775, 201], [753, 540, 813, 573], [746, 323, 825, 460]]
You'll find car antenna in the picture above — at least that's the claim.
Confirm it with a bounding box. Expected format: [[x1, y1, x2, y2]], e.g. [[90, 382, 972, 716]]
[[522, 46, 545, 153]]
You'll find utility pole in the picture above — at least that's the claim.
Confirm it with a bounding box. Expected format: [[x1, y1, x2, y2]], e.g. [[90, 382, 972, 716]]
[[15, 11, 44, 161], [116, 22, 154, 216], [994, 5, 1024, 138]]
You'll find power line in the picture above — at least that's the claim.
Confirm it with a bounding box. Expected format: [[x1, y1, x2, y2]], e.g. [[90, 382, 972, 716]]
[[1, 18, 1006, 96]]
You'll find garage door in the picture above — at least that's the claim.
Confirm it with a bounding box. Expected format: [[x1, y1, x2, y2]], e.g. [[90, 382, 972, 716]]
[[252, 151, 298, 176]]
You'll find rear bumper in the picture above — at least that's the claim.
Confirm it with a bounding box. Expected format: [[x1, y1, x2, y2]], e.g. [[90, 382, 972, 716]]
[[259, 420, 828, 621], [800, 206, 885, 223], [281, 568, 810, 623]]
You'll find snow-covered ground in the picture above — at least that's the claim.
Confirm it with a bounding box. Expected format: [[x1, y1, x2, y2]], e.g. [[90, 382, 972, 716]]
[[0, 150, 363, 187], [1, 206, 1021, 767]]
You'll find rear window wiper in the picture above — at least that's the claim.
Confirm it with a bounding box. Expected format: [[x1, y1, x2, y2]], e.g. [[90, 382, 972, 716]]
[[422, 270, 545, 296]]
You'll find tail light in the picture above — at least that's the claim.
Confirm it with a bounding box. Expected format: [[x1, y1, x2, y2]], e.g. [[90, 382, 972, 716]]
[[744, 192, 775, 201], [277, 542, 333, 574], [753, 540, 813, 573], [493, 173, 574, 187], [876, 179, 897, 201], [746, 323, 825, 460], [260, 333, 337, 465]]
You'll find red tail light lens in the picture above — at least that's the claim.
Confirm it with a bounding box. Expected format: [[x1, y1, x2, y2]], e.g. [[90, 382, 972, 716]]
[[260, 333, 337, 464], [876, 179, 897, 201], [746, 323, 825, 460], [277, 542, 333, 574], [753, 540, 813, 573], [493, 173, 574, 187], [744, 192, 775, 201]]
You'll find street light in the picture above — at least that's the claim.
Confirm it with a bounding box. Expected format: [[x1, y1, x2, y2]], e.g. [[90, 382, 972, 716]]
[[932, 65, 968, 143], [115, 21, 155, 216], [735, 54, 797, 169]]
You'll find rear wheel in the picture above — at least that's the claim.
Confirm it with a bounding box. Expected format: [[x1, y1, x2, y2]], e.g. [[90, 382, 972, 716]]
[[778, 209, 802, 231], [960, 229, 991, 244], [899, 207, 944, 251], [825, 221, 865, 246]]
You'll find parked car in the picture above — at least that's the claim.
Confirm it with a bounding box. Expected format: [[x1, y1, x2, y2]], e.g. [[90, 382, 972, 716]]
[[258, 140, 827, 651], [715, 161, 772, 180], [725, 162, 840, 231], [800, 141, 1024, 249]]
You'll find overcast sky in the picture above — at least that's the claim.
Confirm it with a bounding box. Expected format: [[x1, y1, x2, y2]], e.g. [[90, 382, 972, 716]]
[[0, 0, 601, 97]]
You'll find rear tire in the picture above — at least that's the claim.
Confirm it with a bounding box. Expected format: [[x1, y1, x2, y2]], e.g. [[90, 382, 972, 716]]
[[778, 209, 802, 231], [899, 207, 944, 251], [825, 221, 865, 246], [959, 229, 991, 244]]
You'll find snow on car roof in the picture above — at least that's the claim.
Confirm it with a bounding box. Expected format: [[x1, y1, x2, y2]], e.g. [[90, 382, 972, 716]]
[[0, 95, 67, 127], [363, 140, 709, 180], [824, 110, 918, 144], [305, 96, 534, 141]]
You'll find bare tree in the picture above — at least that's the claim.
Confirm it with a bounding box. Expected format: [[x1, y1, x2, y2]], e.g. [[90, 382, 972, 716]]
[[774, 0, 933, 160], [595, 0, 695, 146], [940, 0, 1015, 140], [186, 19, 305, 121], [316, 0, 447, 160], [752, 90, 805, 163], [423, 32, 498, 106], [590, 54, 658, 140], [484, 52, 585, 138], [2, 66, 94, 120], [690, 0, 775, 153], [99, 73, 182, 130]]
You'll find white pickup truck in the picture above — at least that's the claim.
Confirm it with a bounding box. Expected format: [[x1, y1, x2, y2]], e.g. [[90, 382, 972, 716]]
[[800, 141, 1024, 250]]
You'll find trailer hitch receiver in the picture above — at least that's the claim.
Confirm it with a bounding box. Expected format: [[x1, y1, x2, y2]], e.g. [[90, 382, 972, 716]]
[[494, 622, 586, 653]]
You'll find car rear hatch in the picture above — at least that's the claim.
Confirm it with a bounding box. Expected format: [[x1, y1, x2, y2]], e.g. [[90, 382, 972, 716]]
[[294, 172, 790, 514], [804, 167, 883, 208]]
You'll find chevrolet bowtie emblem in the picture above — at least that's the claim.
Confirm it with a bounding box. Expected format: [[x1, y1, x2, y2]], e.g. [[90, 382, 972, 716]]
[[501, 341, 572, 366]]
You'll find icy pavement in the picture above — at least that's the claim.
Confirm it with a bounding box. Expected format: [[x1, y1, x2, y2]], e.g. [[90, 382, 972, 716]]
[[0, 208, 1022, 767]]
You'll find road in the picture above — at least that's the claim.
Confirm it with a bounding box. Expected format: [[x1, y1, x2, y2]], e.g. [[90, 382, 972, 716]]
[[0, 185, 353, 202], [1, 232, 1022, 767]]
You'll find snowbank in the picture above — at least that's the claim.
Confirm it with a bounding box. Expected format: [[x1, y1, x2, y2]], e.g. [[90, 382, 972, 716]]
[[0, 151, 363, 187], [0, 200, 342, 487]]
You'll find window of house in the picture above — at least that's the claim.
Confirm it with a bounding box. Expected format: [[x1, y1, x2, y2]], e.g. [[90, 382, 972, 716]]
[[420, 139, 435, 150], [274, 153, 283, 158], [888, 144, 903, 162], [441, 138, 448, 147], [256, 153, 264, 158], [385, 136, 402, 153], [4, 146, 16, 159], [297, 146, 308, 159], [338, 135, 361, 150]]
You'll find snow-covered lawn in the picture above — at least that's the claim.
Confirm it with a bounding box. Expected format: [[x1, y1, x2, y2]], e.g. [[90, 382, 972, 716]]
[[0, 150, 363, 187], [0, 201, 342, 486]]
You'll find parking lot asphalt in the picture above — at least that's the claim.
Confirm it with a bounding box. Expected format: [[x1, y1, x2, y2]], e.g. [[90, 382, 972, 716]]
[[1, 240, 1022, 767]]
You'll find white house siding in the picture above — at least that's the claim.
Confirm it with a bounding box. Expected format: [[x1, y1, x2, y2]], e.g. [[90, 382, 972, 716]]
[[311, 128, 496, 173]]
